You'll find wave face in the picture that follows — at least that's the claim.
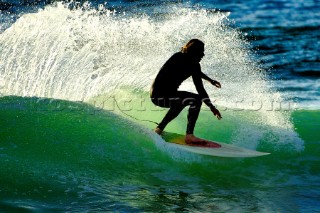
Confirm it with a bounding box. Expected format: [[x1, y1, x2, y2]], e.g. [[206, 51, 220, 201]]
[[0, 96, 319, 212]]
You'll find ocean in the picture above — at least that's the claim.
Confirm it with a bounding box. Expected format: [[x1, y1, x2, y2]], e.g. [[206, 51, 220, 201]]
[[0, 0, 319, 212]]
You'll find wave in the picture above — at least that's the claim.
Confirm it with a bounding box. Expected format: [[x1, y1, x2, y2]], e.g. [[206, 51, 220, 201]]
[[0, 2, 303, 150], [0, 96, 317, 205]]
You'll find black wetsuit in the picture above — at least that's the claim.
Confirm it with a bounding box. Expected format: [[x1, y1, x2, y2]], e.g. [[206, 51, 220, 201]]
[[150, 52, 215, 134]]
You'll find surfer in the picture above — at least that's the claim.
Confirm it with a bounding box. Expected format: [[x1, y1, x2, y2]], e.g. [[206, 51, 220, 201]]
[[150, 39, 222, 144]]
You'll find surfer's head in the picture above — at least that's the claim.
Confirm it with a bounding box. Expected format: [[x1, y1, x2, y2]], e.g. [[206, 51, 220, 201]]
[[181, 39, 205, 62]]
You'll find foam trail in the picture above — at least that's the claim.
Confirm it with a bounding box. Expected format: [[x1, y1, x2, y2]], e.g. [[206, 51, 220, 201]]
[[0, 2, 303, 151]]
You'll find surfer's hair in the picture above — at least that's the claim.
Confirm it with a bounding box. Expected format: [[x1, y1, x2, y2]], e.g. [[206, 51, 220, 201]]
[[181, 39, 204, 54]]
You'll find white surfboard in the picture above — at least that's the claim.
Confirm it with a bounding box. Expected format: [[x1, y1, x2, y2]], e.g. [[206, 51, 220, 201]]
[[161, 132, 270, 158]]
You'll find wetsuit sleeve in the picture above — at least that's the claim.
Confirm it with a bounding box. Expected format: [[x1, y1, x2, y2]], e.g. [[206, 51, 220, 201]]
[[192, 68, 216, 109], [200, 71, 213, 83]]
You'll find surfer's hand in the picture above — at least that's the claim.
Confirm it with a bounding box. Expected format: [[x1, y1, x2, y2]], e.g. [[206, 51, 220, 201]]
[[211, 80, 221, 88], [211, 107, 222, 120]]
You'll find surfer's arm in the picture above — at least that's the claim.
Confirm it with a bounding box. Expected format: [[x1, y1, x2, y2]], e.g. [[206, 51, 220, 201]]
[[200, 72, 221, 88], [192, 73, 214, 109], [193, 71, 222, 120]]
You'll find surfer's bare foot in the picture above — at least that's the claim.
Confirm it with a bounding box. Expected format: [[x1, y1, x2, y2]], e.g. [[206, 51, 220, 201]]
[[185, 134, 207, 145], [185, 134, 221, 147], [154, 127, 163, 135]]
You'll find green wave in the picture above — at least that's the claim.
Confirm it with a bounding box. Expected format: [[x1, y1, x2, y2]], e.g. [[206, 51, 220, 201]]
[[0, 96, 319, 211]]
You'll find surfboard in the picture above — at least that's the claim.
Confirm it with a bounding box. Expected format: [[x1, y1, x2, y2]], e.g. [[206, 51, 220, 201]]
[[160, 132, 270, 158]]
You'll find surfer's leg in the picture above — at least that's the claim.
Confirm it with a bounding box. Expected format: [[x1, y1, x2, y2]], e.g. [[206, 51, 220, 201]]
[[178, 92, 202, 135], [152, 92, 202, 134], [179, 92, 212, 145], [156, 92, 202, 133], [156, 98, 185, 131], [151, 94, 189, 132]]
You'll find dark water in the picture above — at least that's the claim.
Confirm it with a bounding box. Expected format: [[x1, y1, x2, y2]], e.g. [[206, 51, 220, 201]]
[[0, 0, 319, 212]]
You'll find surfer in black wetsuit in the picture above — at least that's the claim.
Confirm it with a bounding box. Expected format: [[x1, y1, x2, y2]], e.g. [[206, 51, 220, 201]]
[[150, 39, 222, 144]]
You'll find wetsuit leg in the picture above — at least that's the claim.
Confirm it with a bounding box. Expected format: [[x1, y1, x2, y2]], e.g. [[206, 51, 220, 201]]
[[184, 93, 202, 134], [152, 91, 202, 134], [156, 98, 185, 131]]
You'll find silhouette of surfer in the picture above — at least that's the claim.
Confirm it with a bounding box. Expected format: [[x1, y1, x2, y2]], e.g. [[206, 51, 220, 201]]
[[150, 39, 222, 145]]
